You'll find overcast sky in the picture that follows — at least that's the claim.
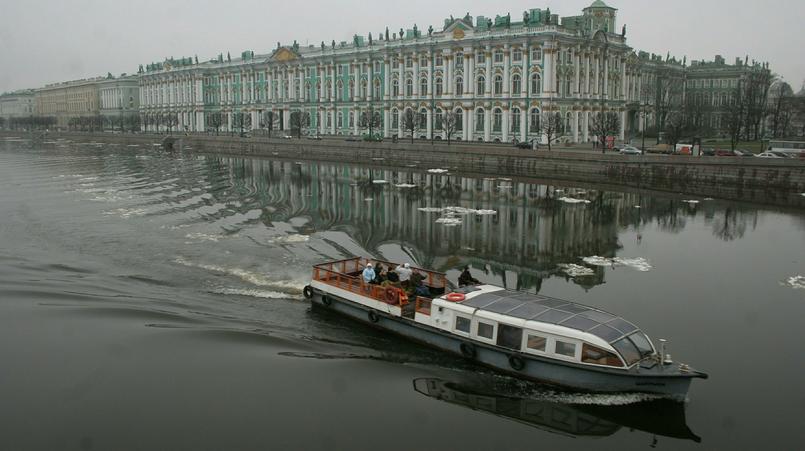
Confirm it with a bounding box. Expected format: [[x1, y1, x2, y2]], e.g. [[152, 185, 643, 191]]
[[1, 0, 803, 93]]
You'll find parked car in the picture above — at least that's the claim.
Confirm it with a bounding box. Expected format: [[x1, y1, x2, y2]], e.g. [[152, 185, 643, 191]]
[[715, 149, 737, 157], [756, 152, 783, 158], [282, 135, 293, 139], [619, 145, 643, 155], [516, 140, 536, 149]]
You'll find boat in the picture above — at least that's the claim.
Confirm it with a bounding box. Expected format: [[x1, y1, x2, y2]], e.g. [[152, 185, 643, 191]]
[[304, 257, 707, 398]]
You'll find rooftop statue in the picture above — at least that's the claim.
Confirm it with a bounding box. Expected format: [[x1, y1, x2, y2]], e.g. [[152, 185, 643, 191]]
[[523, 11, 529, 23], [368, 33, 373, 45], [428, 25, 433, 36], [399, 28, 404, 39], [621, 24, 626, 37], [321, 41, 325, 50], [332, 40, 336, 49], [385, 27, 389, 41], [464, 12, 471, 23]]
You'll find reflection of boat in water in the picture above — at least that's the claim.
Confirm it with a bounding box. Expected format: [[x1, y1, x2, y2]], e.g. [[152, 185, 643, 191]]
[[307, 257, 706, 398], [413, 378, 701, 442]]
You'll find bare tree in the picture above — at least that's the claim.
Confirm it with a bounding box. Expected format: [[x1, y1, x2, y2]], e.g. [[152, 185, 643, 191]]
[[725, 84, 746, 151], [654, 69, 685, 142], [402, 108, 420, 144], [161, 113, 179, 134], [541, 112, 563, 151], [261, 111, 276, 138], [360, 108, 382, 140], [207, 112, 223, 135], [443, 111, 458, 145], [590, 111, 621, 153], [664, 110, 687, 148], [289, 111, 310, 138], [768, 81, 795, 138]]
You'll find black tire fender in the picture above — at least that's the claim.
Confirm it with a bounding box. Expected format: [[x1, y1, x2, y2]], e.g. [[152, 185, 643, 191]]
[[460, 342, 476, 359], [368, 310, 379, 323], [321, 295, 332, 306], [303, 285, 314, 299], [509, 354, 526, 371]]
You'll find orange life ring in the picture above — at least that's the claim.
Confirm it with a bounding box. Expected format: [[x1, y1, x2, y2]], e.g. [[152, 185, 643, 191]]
[[384, 287, 400, 304], [445, 292, 465, 302]]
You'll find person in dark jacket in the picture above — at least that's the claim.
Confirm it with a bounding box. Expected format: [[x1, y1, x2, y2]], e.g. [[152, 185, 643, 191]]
[[458, 266, 480, 287]]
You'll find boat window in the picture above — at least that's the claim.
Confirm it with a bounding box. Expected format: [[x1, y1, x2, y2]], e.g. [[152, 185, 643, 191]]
[[612, 337, 642, 366], [476, 321, 494, 339], [555, 340, 576, 358], [455, 316, 471, 333], [526, 334, 546, 352], [628, 332, 654, 358], [496, 324, 523, 350], [581, 344, 624, 367]]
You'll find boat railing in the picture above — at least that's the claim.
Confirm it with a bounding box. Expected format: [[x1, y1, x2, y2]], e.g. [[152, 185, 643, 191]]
[[312, 257, 446, 309]]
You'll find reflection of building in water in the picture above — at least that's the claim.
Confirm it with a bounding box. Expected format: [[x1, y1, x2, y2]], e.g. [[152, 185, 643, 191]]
[[413, 378, 700, 442], [198, 156, 752, 291]]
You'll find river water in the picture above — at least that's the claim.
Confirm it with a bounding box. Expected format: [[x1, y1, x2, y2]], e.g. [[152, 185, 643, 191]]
[[1, 137, 803, 450]]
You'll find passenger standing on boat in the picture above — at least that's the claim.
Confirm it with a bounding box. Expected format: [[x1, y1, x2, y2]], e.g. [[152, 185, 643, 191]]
[[362, 263, 376, 285], [396, 263, 413, 288], [458, 266, 481, 287], [372, 264, 387, 284]]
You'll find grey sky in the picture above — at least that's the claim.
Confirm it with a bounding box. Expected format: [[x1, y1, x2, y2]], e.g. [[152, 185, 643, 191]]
[[1, 0, 803, 93]]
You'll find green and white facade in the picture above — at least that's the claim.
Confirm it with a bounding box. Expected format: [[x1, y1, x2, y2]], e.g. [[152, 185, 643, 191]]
[[136, 1, 766, 142]]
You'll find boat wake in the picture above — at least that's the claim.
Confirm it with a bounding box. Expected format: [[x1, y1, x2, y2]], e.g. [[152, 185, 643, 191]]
[[209, 287, 295, 300], [173, 256, 306, 294]]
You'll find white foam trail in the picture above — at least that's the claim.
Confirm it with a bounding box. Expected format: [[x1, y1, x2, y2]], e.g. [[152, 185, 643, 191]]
[[211, 287, 292, 300], [103, 208, 148, 218], [173, 257, 305, 294], [395, 183, 417, 188], [558, 197, 591, 204], [372, 180, 388, 184], [428, 168, 449, 174], [436, 217, 463, 226], [682, 200, 700, 204]]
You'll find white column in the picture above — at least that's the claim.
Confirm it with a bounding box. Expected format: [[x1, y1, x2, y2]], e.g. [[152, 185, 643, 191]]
[[384, 109, 390, 137], [621, 60, 627, 100], [484, 109, 491, 142], [426, 108, 432, 138], [502, 108, 509, 142], [330, 108, 335, 134], [503, 45, 510, 95], [445, 53, 452, 96], [465, 51, 473, 96], [619, 110, 626, 140], [583, 111, 589, 142], [383, 59, 390, 99], [520, 108, 527, 142], [573, 111, 579, 142], [412, 54, 419, 97], [521, 45, 529, 96], [543, 46, 554, 94], [463, 108, 470, 141], [485, 46, 492, 98], [353, 108, 359, 135], [603, 54, 609, 99]]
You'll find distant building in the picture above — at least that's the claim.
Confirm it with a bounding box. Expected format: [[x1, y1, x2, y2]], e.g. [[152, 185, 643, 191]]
[[98, 74, 140, 121], [35, 78, 104, 129], [0, 89, 36, 125]]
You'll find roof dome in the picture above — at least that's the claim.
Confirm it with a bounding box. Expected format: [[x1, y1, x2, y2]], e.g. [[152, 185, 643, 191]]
[[587, 0, 616, 9]]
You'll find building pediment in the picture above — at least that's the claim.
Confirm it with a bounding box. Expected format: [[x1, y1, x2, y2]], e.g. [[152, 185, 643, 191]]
[[270, 47, 300, 63], [443, 18, 474, 40]]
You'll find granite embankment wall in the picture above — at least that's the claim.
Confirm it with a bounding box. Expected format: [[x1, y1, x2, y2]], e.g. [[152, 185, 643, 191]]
[[8, 131, 805, 207]]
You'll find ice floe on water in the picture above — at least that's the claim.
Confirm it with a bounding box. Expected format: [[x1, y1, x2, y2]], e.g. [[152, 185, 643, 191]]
[[682, 200, 700, 204], [184, 232, 223, 242], [800, 193, 805, 197], [435, 217, 463, 226], [634, 205, 642, 209], [558, 197, 591, 204], [558, 264, 596, 277], [395, 183, 417, 188], [418, 206, 497, 216], [782, 275, 805, 290], [269, 234, 310, 244], [364, 198, 374, 202], [418, 207, 443, 213], [582, 256, 653, 272], [427, 168, 449, 174], [372, 179, 388, 184]]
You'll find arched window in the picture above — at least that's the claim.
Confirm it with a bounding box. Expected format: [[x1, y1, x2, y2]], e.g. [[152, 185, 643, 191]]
[[326, 82, 332, 98], [392, 79, 399, 97], [337, 80, 344, 99], [455, 77, 463, 95], [476, 109, 485, 132], [420, 78, 428, 96], [435, 108, 443, 130], [455, 108, 463, 131], [392, 109, 399, 129], [530, 108, 541, 132], [512, 74, 521, 95], [406, 79, 413, 97], [435, 78, 443, 96], [349, 110, 354, 127], [348, 80, 355, 99], [493, 108, 502, 132], [512, 108, 521, 134], [373, 111, 382, 127], [337, 111, 343, 128], [565, 112, 572, 135], [361, 79, 367, 98], [494, 75, 503, 95], [373, 80, 381, 98], [477, 76, 486, 95], [531, 74, 542, 95], [418, 108, 427, 128]]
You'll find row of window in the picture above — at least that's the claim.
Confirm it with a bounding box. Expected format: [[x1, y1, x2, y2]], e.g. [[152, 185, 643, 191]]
[[392, 48, 543, 69], [453, 314, 625, 367]]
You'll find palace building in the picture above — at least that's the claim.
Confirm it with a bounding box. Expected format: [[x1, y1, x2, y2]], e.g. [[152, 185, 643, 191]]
[[136, 1, 769, 143]]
